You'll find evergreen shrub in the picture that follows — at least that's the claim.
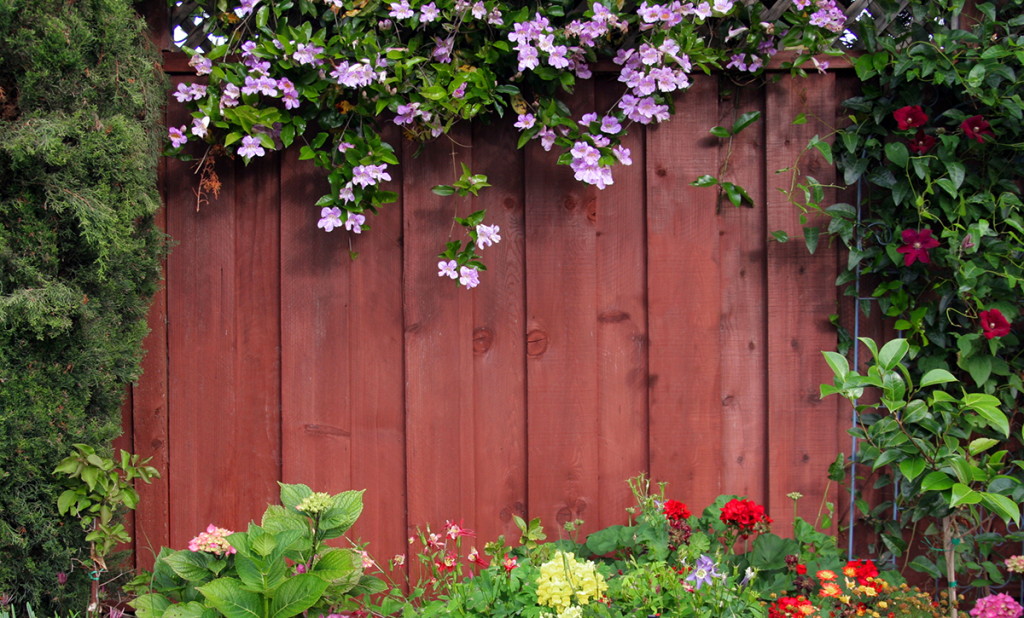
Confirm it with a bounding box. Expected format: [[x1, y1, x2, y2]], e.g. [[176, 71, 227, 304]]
[[0, 0, 165, 609]]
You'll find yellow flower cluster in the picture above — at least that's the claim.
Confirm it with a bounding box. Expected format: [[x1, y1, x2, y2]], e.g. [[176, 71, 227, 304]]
[[535, 551, 608, 617]]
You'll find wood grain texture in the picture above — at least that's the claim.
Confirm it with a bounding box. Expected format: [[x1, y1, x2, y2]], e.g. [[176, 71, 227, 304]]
[[594, 78, 649, 526], [403, 124, 477, 541], [765, 73, 840, 532], [134, 118, 171, 567], [167, 97, 281, 546], [646, 74, 723, 508], [718, 86, 768, 504], [348, 125, 407, 575], [279, 144, 352, 497], [470, 118, 528, 544], [525, 82, 602, 535]]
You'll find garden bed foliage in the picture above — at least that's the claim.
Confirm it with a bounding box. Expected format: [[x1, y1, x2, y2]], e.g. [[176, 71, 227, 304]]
[[0, 0, 165, 609]]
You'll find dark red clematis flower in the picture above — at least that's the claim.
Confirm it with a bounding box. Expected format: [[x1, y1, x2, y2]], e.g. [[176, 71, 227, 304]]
[[894, 106, 928, 131], [980, 308, 1011, 340], [908, 130, 936, 154], [962, 115, 994, 143], [896, 228, 940, 266]]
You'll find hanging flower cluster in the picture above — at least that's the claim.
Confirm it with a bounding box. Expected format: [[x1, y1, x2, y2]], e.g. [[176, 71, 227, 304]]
[[166, 0, 845, 249]]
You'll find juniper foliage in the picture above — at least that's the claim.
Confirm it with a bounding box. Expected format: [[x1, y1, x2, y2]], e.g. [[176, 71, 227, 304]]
[[0, 0, 165, 609]]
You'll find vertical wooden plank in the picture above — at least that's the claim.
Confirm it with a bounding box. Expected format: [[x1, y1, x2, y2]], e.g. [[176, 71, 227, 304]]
[[470, 119, 528, 544], [833, 71, 867, 552], [404, 124, 476, 542], [167, 89, 281, 546], [718, 85, 768, 505], [279, 148, 352, 497], [231, 151, 283, 526], [349, 125, 407, 574], [766, 73, 840, 533], [113, 389, 135, 561], [165, 73, 233, 549], [646, 75, 722, 509], [525, 82, 602, 533], [594, 78, 648, 526], [139, 0, 170, 51], [133, 176, 170, 568]]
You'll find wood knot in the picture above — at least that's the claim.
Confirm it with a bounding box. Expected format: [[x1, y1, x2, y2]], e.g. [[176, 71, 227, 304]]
[[499, 507, 512, 522], [586, 197, 597, 222], [406, 322, 422, 334], [527, 328, 549, 357], [656, 168, 667, 177], [514, 502, 526, 515], [563, 195, 577, 211], [556, 506, 574, 524], [473, 327, 494, 354], [304, 424, 351, 437], [598, 310, 630, 323], [503, 196, 516, 210]]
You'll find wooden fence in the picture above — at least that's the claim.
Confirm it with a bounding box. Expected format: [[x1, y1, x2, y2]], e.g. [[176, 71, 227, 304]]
[[116, 19, 877, 570]]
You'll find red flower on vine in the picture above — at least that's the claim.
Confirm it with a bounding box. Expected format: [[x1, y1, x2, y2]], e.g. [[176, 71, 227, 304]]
[[980, 308, 1011, 340], [893, 106, 928, 131], [896, 228, 940, 266], [962, 115, 994, 143], [908, 130, 935, 154]]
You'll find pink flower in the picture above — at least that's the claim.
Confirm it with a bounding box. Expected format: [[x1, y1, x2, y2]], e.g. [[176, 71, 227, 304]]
[[962, 115, 994, 143], [168, 126, 188, 148], [893, 105, 927, 131], [970, 593, 1022, 618], [318, 207, 343, 232], [445, 519, 476, 539], [980, 308, 1011, 340], [896, 228, 939, 266], [188, 524, 236, 555], [467, 547, 489, 568]]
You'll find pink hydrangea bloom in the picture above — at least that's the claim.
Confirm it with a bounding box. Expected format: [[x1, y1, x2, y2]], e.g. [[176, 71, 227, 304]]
[[188, 524, 237, 555], [970, 594, 1023, 618]]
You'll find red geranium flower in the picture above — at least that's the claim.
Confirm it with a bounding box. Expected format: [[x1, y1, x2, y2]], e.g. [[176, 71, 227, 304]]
[[894, 106, 928, 131], [962, 115, 994, 143], [720, 498, 772, 537], [908, 130, 935, 154], [980, 308, 1011, 340], [662, 499, 691, 522], [896, 228, 940, 266], [795, 564, 807, 575]]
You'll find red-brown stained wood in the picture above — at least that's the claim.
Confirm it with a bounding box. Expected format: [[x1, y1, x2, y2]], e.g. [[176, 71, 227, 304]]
[[231, 151, 283, 523], [470, 118, 528, 544], [525, 82, 602, 534], [348, 124, 407, 577], [166, 86, 281, 546], [279, 145, 353, 497], [404, 124, 477, 545], [832, 72, 868, 552], [718, 85, 768, 505], [133, 159, 170, 569], [765, 73, 840, 533], [113, 388, 135, 560], [646, 74, 723, 509], [594, 78, 649, 526]]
